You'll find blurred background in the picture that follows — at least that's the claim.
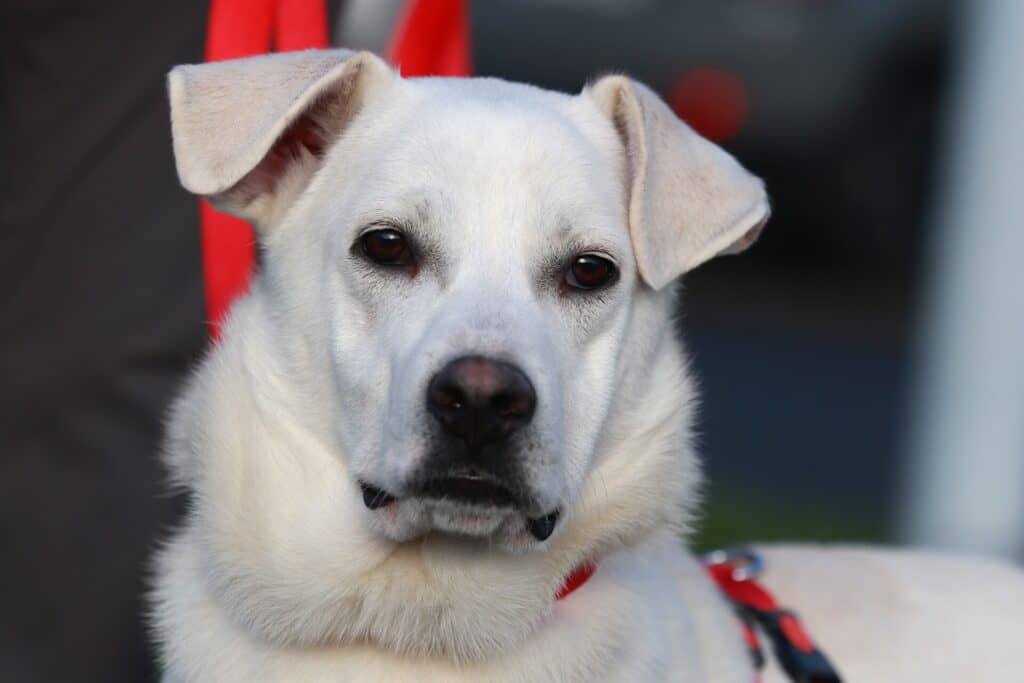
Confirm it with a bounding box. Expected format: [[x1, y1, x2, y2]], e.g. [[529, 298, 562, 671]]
[[3, 0, 1022, 680]]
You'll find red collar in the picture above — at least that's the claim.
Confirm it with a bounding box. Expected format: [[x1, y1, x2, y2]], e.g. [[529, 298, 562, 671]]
[[555, 562, 597, 601]]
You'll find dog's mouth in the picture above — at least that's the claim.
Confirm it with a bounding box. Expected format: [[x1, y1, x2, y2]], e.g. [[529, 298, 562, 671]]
[[359, 479, 561, 541], [418, 475, 517, 508]]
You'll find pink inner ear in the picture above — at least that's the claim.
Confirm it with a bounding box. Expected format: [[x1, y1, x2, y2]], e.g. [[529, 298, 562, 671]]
[[235, 93, 341, 201], [273, 112, 329, 164], [242, 111, 325, 198]]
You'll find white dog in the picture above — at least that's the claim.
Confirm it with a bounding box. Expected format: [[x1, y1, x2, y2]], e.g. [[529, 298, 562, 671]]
[[152, 49, 1024, 682]]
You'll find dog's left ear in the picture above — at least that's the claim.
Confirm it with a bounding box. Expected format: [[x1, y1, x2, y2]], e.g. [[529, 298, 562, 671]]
[[168, 49, 396, 228], [588, 76, 770, 290]]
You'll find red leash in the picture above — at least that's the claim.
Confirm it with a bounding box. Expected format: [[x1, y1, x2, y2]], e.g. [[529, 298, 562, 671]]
[[554, 551, 842, 683], [705, 549, 843, 683]]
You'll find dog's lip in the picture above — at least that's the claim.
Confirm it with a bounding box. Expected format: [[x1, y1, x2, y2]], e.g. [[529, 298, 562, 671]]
[[360, 478, 562, 541], [415, 475, 518, 508], [360, 482, 396, 510], [360, 477, 564, 532], [526, 509, 560, 541], [359, 475, 521, 510]]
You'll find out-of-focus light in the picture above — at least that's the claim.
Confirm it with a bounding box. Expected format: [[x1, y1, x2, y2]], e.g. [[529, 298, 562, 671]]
[[670, 67, 749, 142]]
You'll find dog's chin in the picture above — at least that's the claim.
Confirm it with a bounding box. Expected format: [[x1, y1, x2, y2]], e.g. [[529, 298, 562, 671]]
[[419, 498, 517, 538]]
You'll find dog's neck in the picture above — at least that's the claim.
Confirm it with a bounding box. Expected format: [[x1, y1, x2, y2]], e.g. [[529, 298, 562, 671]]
[[158, 289, 699, 663]]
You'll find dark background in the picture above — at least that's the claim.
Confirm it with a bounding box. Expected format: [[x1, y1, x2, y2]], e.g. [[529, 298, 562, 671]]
[[1, 0, 985, 680]]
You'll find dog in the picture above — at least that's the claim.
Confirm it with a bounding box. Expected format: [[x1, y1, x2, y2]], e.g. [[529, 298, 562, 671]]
[[151, 49, 1024, 681]]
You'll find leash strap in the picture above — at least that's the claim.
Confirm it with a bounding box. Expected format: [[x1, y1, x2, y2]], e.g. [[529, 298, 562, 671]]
[[705, 549, 843, 683], [554, 552, 840, 681]]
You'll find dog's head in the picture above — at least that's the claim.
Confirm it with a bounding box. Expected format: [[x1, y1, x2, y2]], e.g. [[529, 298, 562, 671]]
[[169, 49, 767, 553]]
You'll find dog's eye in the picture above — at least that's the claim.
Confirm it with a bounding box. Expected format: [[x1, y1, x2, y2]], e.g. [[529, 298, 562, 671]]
[[565, 254, 618, 291], [361, 228, 412, 267]]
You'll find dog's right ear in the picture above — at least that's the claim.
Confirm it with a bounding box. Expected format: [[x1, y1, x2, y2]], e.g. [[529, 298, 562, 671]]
[[168, 49, 396, 228], [587, 75, 769, 290]]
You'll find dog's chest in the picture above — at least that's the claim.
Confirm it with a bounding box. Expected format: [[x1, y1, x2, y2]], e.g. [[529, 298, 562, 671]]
[[161, 540, 754, 682]]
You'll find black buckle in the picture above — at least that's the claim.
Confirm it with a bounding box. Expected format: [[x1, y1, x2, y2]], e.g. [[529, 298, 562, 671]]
[[757, 610, 842, 683]]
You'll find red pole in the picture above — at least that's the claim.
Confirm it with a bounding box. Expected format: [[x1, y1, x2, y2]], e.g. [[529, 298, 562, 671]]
[[387, 0, 472, 77]]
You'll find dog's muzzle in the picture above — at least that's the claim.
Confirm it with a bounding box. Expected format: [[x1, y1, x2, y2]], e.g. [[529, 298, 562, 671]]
[[360, 356, 560, 540]]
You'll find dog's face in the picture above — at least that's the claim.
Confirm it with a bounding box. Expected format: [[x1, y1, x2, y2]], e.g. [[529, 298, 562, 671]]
[[315, 81, 639, 548], [168, 50, 768, 553]]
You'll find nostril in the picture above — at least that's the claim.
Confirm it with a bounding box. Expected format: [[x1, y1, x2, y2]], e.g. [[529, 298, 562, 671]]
[[492, 392, 531, 419], [430, 384, 465, 412]]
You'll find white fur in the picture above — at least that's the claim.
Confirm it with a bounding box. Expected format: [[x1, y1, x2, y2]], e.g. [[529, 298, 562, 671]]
[[153, 49, 1024, 682]]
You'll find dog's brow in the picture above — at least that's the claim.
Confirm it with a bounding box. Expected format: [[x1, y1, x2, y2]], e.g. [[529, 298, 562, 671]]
[[355, 209, 417, 233], [549, 213, 621, 251], [354, 192, 442, 231], [358, 216, 414, 234], [558, 233, 621, 262]]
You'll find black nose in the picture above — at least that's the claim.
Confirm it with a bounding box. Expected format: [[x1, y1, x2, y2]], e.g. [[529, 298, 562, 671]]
[[426, 356, 537, 447]]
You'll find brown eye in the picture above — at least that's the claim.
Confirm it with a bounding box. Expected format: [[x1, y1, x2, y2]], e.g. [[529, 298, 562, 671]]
[[566, 254, 618, 291], [361, 228, 411, 266]]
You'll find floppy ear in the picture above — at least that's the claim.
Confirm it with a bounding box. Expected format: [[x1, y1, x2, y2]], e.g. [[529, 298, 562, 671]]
[[168, 49, 396, 228], [588, 75, 770, 289]]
